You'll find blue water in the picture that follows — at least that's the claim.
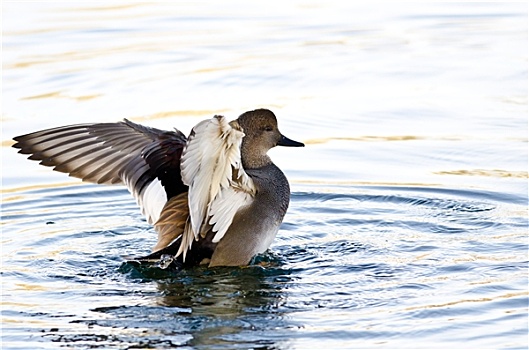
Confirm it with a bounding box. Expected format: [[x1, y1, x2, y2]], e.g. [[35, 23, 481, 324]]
[[2, 2, 528, 349]]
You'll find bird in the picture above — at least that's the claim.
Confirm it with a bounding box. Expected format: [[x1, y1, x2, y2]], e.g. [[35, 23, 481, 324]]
[[12, 108, 304, 268]]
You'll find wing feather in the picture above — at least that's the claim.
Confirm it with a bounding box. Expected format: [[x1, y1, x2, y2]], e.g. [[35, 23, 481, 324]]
[[13, 120, 188, 225], [179, 115, 256, 256], [153, 193, 189, 251], [208, 188, 253, 242]]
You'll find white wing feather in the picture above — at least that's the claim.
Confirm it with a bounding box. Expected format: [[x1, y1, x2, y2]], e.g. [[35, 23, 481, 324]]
[[180, 116, 255, 258], [138, 179, 168, 224], [208, 188, 253, 242]]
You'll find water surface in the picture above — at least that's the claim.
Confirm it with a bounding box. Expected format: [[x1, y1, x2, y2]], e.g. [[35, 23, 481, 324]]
[[2, 2, 527, 349]]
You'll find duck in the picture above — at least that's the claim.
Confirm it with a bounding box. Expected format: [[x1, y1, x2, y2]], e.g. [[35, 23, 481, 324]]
[[12, 108, 304, 268]]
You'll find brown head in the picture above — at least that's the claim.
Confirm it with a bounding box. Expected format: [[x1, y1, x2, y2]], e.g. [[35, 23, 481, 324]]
[[233, 109, 304, 169]]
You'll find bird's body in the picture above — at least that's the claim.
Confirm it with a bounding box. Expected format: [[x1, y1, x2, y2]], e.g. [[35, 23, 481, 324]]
[[13, 109, 304, 267]]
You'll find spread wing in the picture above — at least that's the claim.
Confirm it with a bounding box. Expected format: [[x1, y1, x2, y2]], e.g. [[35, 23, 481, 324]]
[[178, 115, 256, 260], [12, 119, 187, 225]]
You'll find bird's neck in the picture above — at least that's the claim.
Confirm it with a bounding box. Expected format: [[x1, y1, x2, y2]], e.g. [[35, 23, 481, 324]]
[[241, 144, 273, 169]]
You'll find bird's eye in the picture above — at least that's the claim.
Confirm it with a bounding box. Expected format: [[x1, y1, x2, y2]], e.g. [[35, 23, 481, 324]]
[[264, 126, 273, 132]]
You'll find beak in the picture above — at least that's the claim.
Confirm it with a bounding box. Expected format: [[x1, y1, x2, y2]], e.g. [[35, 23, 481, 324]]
[[277, 134, 305, 147]]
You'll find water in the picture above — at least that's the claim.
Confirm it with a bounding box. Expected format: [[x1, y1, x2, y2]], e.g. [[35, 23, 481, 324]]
[[2, 2, 527, 349]]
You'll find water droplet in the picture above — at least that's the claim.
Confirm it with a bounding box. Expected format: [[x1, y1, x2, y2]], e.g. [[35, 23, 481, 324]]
[[159, 254, 174, 269]]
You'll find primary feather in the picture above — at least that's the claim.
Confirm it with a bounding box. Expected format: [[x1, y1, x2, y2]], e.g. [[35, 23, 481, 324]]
[[12, 120, 187, 226]]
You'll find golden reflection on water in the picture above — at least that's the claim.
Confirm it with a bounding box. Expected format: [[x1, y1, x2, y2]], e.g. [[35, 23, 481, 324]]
[[1, 301, 40, 309], [1, 181, 79, 195], [75, 3, 146, 12], [403, 291, 528, 312], [132, 109, 230, 121], [294, 179, 441, 187], [304, 135, 424, 144], [304, 135, 529, 145], [9, 48, 141, 69], [193, 65, 242, 74], [2, 317, 54, 326], [434, 169, 528, 179], [21, 91, 102, 101], [12, 283, 50, 292]]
